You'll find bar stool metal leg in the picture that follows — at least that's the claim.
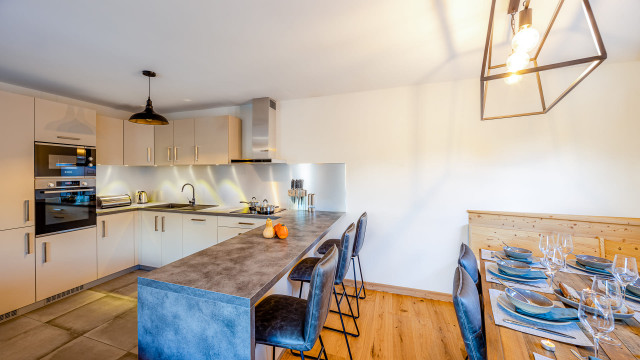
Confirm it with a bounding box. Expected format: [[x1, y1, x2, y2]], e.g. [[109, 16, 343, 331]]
[[324, 285, 360, 337], [289, 335, 329, 360]]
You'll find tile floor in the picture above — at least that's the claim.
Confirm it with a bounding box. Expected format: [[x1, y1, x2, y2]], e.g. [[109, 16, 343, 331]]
[[0, 270, 146, 360]]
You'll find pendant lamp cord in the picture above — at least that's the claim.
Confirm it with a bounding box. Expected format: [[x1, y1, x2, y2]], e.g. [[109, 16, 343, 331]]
[[148, 75, 151, 99]]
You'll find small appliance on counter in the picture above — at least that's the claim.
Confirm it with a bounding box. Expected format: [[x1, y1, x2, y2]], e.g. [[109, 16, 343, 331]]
[[136, 190, 149, 204], [97, 195, 132, 209]]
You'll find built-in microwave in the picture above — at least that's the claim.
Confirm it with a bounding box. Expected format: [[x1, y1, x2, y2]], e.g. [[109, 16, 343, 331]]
[[35, 142, 96, 178]]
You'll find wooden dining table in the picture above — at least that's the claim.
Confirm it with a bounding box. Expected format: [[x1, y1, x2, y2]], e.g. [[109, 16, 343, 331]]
[[480, 257, 640, 360]]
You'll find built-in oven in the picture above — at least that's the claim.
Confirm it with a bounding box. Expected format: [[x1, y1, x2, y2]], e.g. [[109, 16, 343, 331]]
[[35, 178, 96, 237], [35, 142, 96, 178]]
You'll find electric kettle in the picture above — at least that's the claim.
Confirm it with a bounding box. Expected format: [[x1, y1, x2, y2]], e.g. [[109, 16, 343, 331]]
[[136, 191, 149, 204]]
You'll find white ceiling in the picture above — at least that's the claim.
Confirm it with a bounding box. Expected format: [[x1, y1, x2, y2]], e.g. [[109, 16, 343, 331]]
[[0, 0, 638, 113]]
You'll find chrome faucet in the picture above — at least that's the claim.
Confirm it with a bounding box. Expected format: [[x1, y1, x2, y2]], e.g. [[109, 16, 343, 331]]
[[181, 183, 196, 206]]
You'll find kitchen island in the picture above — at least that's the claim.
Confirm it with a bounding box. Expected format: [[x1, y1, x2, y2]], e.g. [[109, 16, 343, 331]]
[[137, 210, 344, 360]]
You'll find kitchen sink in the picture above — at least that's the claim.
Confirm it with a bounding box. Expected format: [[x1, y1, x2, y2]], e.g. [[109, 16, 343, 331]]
[[146, 203, 219, 211]]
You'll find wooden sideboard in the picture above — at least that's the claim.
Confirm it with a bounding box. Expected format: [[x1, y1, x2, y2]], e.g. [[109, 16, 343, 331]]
[[468, 210, 640, 260]]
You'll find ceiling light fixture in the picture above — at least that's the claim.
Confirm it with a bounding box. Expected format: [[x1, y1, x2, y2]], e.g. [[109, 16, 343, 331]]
[[129, 70, 169, 125], [480, 0, 607, 120]]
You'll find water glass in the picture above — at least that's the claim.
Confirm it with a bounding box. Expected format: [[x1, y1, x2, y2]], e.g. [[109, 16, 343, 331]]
[[558, 233, 573, 270], [591, 276, 622, 345], [579, 289, 615, 358], [542, 247, 563, 286], [611, 255, 638, 308]]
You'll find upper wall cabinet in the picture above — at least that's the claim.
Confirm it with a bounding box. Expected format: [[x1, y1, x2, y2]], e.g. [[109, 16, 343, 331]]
[[35, 98, 96, 146], [96, 115, 124, 165], [154, 120, 175, 166], [124, 120, 155, 166], [194, 116, 241, 165]]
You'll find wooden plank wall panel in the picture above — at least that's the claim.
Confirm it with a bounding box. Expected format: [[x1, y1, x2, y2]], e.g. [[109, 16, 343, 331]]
[[468, 211, 640, 260]]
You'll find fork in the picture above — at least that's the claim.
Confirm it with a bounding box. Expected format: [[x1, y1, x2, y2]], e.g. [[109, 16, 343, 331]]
[[570, 349, 586, 360]]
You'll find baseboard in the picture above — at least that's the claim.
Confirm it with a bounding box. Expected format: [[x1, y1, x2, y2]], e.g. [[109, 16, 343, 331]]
[[341, 279, 452, 303]]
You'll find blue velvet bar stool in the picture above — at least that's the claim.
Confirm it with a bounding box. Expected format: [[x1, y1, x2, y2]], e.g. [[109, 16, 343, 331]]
[[316, 212, 368, 318], [452, 266, 487, 360], [255, 246, 339, 360], [458, 243, 481, 294], [289, 223, 358, 360]]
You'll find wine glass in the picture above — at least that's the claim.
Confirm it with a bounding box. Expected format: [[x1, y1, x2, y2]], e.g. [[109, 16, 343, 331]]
[[579, 289, 615, 358], [591, 276, 622, 346], [558, 233, 573, 270], [611, 255, 639, 308], [542, 247, 563, 287], [539, 234, 554, 257]]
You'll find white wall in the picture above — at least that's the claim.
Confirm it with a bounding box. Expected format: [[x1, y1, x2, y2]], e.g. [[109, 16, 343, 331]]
[[275, 61, 640, 294]]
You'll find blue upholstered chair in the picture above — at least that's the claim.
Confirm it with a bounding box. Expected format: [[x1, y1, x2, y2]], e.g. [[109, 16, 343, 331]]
[[255, 246, 339, 360], [289, 223, 357, 360], [453, 266, 487, 360], [316, 212, 368, 317], [458, 243, 481, 293]]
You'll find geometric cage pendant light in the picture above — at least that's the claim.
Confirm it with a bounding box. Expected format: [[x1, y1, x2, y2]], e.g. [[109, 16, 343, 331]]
[[129, 70, 169, 125], [480, 0, 606, 120]]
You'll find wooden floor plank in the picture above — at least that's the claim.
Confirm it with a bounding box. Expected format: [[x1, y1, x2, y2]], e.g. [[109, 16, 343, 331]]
[[281, 287, 465, 360]]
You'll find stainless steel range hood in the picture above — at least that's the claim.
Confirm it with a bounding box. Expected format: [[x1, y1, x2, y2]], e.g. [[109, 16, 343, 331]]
[[231, 97, 284, 163]]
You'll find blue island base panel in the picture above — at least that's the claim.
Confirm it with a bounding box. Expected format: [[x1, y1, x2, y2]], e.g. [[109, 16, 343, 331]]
[[138, 283, 254, 360]]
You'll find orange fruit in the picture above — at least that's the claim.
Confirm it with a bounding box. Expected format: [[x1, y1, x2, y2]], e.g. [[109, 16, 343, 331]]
[[276, 225, 288, 239]]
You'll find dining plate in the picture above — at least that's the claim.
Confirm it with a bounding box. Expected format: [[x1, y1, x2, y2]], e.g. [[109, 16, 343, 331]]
[[566, 260, 613, 276], [575, 255, 613, 270], [497, 293, 572, 325], [487, 263, 545, 283], [626, 290, 640, 303], [627, 283, 640, 297], [552, 289, 635, 319]]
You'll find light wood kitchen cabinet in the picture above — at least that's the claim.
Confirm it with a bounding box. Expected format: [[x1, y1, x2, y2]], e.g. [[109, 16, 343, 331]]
[[35, 98, 96, 146], [139, 212, 162, 267], [217, 216, 261, 243], [139, 211, 183, 267], [124, 120, 155, 166], [0, 227, 35, 314], [217, 226, 252, 243], [194, 116, 241, 165], [160, 213, 182, 266], [96, 115, 124, 165], [97, 212, 135, 278], [173, 119, 195, 165], [154, 120, 174, 166], [35, 227, 98, 301], [0, 90, 34, 230], [182, 214, 217, 257]]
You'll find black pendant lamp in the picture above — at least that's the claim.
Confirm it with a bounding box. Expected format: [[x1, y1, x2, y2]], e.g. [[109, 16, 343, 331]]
[[129, 70, 169, 125]]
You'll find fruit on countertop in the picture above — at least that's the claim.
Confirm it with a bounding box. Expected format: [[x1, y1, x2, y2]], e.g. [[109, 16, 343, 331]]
[[276, 224, 288, 239], [263, 218, 275, 239]]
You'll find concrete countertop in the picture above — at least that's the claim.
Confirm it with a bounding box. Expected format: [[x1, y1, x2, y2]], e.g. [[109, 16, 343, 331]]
[[138, 210, 345, 307], [97, 202, 284, 220]]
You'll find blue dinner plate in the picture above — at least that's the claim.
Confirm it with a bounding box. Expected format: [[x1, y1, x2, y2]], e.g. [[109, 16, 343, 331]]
[[487, 263, 544, 283], [566, 260, 613, 276]]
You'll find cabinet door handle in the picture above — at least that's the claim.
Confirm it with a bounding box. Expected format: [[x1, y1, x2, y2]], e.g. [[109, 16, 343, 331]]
[[24, 200, 30, 222], [154, 216, 158, 231], [43, 242, 50, 263], [174, 147, 178, 161], [57, 135, 81, 141], [167, 146, 172, 161], [238, 222, 255, 226], [190, 218, 206, 222], [147, 147, 151, 163], [162, 216, 165, 232], [102, 220, 108, 237], [195, 146, 199, 162], [25, 233, 33, 255]]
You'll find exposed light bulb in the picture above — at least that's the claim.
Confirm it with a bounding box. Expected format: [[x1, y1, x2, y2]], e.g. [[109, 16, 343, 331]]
[[506, 51, 530, 72], [512, 26, 540, 53], [504, 74, 522, 85]]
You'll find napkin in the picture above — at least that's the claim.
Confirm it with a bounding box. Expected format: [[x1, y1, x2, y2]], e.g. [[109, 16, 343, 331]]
[[515, 307, 580, 322], [508, 255, 533, 263], [498, 269, 548, 280]]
